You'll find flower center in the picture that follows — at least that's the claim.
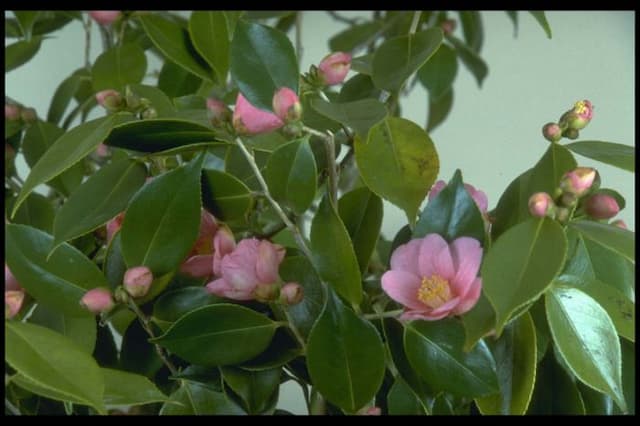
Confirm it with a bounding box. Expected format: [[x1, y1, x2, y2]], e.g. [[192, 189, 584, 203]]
[[417, 275, 452, 309], [573, 100, 591, 118]]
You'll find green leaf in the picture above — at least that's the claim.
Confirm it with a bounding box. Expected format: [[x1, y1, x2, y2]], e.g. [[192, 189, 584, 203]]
[[404, 319, 498, 397], [153, 286, 221, 329], [188, 11, 229, 82], [546, 286, 625, 411], [355, 117, 439, 225], [52, 158, 147, 249], [201, 168, 254, 221], [460, 293, 496, 351], [427, 88, 454, 132], [29, 304, 97, 354], [121, 155, 203, 275], [329, 20, 384, 52], [103, 368, 168, 406], [475, 312, 537, 414], [564, 140, 634, 172], [338, 74, 381, 103], [447, 35, 488, 87], [47, 72, 86, 125], [310, 98, 387, 138], [372, 28, 443, 92], [619, 339, 635, 414], [12, 113, 132, 217], [14, 11, 40, 39], [5, 224, 109, 316], [417, 43, 458, 100], [220, 367, 281, 414], [139, 14, 213, 81], [157, 60, 202, 99], [528, 11, 552, 38], [310, 195, 363, 305], [5, 321, 105, 413], [505, 11, 519, 36], [350, 53, 374, 75], [230, 20, 298, 111], [387, 378, 428, 415], [264, 137, 317, 214], [527, 143, 577, 196], [338, 187, 383, 274], [459, 11, 484, 52], [91, 43, 147, 92], [490, 169, 532, 239], [527, 352, 586, 414], [103, 232, 126, 289], [569, 220, 634, 264], [5, 36, 42, 72], [129, 83, 177, 118], [105, 118, 221, 153], [240, 328, 301, 371], [414, 169, 485, 243], [483, 218, 567, 335], [8, 193, 55, 233], [160, 381, 245, 415], [152, 304, 279, 366], [307, 290, 386, 413]]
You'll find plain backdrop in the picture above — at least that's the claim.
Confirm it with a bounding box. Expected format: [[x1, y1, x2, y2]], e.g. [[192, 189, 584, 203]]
[[5, 11, 635, 414]]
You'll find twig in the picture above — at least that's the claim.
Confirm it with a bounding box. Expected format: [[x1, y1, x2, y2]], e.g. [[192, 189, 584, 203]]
[[295, 12, 303, 67], [409, 11, 422, 35], [302, 125, 338, 204], [83, 16, 92, 69], [362, 309, 404, 320]]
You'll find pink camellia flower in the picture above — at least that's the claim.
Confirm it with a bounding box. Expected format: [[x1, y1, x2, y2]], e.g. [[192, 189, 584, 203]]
[[123, 266, 154, 298], [232, 93, 284, 135], [528, 192, 555, 218], [5, 290, 25, 319], [560, 167, 596, 197], [180, 210, 219, 278], [272, 87, 302, 122], [584, 193, 620, 220], [381, 233, 483, 321], [89, 11, 121, 26], [5, 104, 20, 121], [428, 180, 489, 214], [5, 264, 22, 292], [80, 288, 115, 314], [318, 52, 352, 85], [206, 238, 286, 301], [106, 212, 125, 243]]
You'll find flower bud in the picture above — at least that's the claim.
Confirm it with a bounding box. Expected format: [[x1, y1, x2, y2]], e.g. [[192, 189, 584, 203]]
[[560, 167, 597, 198], [528, 192, 555, 218], [542, 122, 562, 143], [106, 212, 125, 243], [89, 11, 121, 26], [611, 219, 627, 230], [123, 266, 153, 298], [253, 283, 279, 303], [5, 264, 22, 292], [584, 194, 620, 220], [206, 98, 232, 127], [5, 290, 25, 319], [556, 207, 570, 223], [440, 19, 457, 36], [95, 143, 110, 158], [80, 288, 115, 314], [362, 407, 381, 415], [563, 128, 579, 140], [567, 100, 594, 131], [279, 282, 304, 306], [20, 107, 37, 123], [5, 104, 20, 121], [96, 89, 124, 111], [317, 52, 352, 86], [272, 87, 302, 122], [232, 93, 284, 135]]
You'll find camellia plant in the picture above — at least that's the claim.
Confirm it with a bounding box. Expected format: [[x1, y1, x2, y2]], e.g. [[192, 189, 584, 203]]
[[4, 10, 635, 416]]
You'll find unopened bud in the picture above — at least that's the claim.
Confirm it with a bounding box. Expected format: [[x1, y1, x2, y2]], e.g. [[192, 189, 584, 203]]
[[80, 288, 115, 314], [20, 107, 37, 123], [567, 100, 594, 131], [96, 90, 124, 111], [5, 290, 25, 319], [563, 128, 579, 140], [125, 88, 141, 110], [584, 194, 620, 220], [556, 207, 570, 223], [542, 122, 562, 143], [528, 192, 555, 218], [279, 282, 304, 306], [89, 11, 121, 26], [272, 87, 302, 122], [206, 98, 232, 127], [106, 212, 125, 243], [318, 52, 352, 86], [233, 93, 284, 135], [123, 266, 153, 298], [253, 283, 279, 303], [5, 104, 20, 121], [611, 219, 627, 230], [440, 19, 457, 36], [560, 167, 597, 197], [95, 143, 110, 158], [5, 264, 22, 292]]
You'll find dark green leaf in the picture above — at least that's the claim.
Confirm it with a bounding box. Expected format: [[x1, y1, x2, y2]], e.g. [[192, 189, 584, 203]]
[[619, 339, 635, 414], [103, 368, 168, 406], [527, 352, 586, 414], [417, 44, 458, 100], [459, 11, 484, 52], [103, 232, 126, 290], [387, 378, 428, 415], [153, 286, 221, 329], [427, 87, 453, 132], [338, 74, 381, 103], [5, 36, 42, 72], [527, 143, 577, 196], [47, 72, 86, 125], [564, 140, 634, 172], [240, 328, 301, 371], [8, 193, 54, 233], [310, 98, 387, 138], [201, 168, 254, 221], [329, 21, 384, 52], [14, 11, 40, 39], [188, 11, 229, 82], [29, 304, 96, 354], [350, 53, 373, 75], [119, 320, 163, 378], [91, 43, 147, 91], [221, 367, 280, 414], [447, 35, 488, 87], [528, 11, 552, 38], [460, 293, 496, 351], [579, 382, 613, 415], [569, 220, 634, 264], [490, 169, 532, 239], [129, 83, 176, 117], [160, 381, 245, 415], [157, 60, 202, 99]]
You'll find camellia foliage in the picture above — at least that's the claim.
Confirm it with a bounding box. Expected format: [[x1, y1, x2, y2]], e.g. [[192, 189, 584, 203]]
[[5, 10, 635, 416]]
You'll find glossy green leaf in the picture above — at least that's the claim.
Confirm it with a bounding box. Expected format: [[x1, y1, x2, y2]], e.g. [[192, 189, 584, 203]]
[[160, 381, 245, 415], [47, 72, 86, 125], [152, 304, 278, 366], [221, 366, 281, 414], [387, 378, 428, 415], [338, 74, 381, 103], [103, 368, 168, 406], [528, 11, 552, 38], [139, 14, 213, 81], [201, 168, 254, 221], [329, 20, 384, 52], [157, 60, 202, 99], [447, 35, 488, 87], [528, 143, 577, 196], [564, 141, 634, 172], [307, 290, 385, 413], [128, 83, 176, 117], [103, 232, 126, 289], [121, 155, 203, 275], [264, 137, 317, 214], [460, 293, 496, 351], [527, 352, 586, 414], [240, 328, 301, 371], [5, 224, 108, 316], [355, 117, 439, 225], [338, 187, 383, 274], [414, 169, 485, 243], [459, 11, 484, 52], [53, 158, 147, 249], [619, 339, 635, 414], [14, 11, 40, 39], [310, 98, 387, 138], [5, 321, 105, 413], [91, 43, 147, 91], [29, 304, 96, 354], [310, 195, 363, 305], [546, 286, 625, 411], [569, 220, 634, 264], [189, 11, 229, 82], [417, 43, 458, 100], [476, 312, 537, 414], [427, 87, 454, 132], [350, 53, 373, 75], [12, 113, 132, 217], [579, 382, 614, 415], [372, 28, 443, 92], [490, 169, 532, 239], [9, 193, 54, 233], [404, 319, 498, 397], [153, 286, 221, 329], [5, 36, 42, 72], [173, 94, 206, 110], [483, 218, 567, 334], [230, 20, 298, 111]]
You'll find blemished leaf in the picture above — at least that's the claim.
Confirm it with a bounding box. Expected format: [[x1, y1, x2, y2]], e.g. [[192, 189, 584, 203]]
[[28, 304, 97, 354], [404, 318, 499, 397], [5, 224, 109, 317], [417, 43, 458, 100], [546, 286, 626, 411], [310, 98, 387, 138], [447, 35, 488, 87], [152, 304, 279, 366], [427, 87, 454, 132], [230, 20, 298, 111], [5, 36, 42, 72], [91, 43, 147, 91], [528, 11, 552, 39], [329, 20, 384, 52], [160, 381, 245, 415], [157, 60, 203, 99], [569, 220, 634, 265], [372, 28, 443, 92], [564, 141, 634, 172], [102, 368, 168, 406], [310, 195, 363, 305], [306, 290, 386, 413], [120, 154, 203, 276], [355, 117, 439, 225], [188, 11, 229, 82], [482, 218, 567, 335], [201, 168, 254, 221], [5, 321, 106, 413]]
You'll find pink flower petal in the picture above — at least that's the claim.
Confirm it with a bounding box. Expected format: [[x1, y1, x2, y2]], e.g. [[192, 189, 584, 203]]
[[390, 239, 422, 275], [221, 252, 259, 292], [180, 254, 214, 278], [381, 270, 424, 310], [433, 244, 455, 280], [418, 234, 448, 278], [452, 278, 482, 315], [426, 296, 460, 317], [449, 237, 483, 295], [400, 309, 450, 321], [428, 180, 447, 202], [206, 278, 255, 301], [255, 240, 282, 284]]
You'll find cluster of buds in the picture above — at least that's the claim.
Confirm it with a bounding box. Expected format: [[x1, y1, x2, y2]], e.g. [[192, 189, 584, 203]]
[[95, 86, 157, 119], [5, 103, 37, 124], [542, 100, 594, 143]]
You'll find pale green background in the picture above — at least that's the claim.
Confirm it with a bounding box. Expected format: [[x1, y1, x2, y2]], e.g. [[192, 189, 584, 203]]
[[5, 11, 635, 413]]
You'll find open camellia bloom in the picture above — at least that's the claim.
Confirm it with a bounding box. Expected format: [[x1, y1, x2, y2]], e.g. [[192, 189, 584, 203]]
[[381, 234, 483, 321]]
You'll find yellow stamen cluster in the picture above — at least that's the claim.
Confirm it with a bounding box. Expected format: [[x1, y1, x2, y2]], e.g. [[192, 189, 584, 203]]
[[574, 100, 589, 115], [417, 275, 452, 309]]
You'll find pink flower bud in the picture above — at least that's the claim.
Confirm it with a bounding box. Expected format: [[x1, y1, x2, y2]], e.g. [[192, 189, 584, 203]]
[[584, 194, 620, 220], [5, 290, 25, 319], [5, 264, 22, 292], [611, 219, 627, 230], [5, 104, 20, 121], [279, 282, 304, 306], [123, 266, 153, 298], [206, 98, 232, 127], [232, 93, 284, 135], [95, 89, 124, 111], [106, 212, 125, 243], [440, 19, 457, 36], [80, 288, 115, 314], [360, 406, 382, 415], [95, 143, 110, 158], [542, 122, 562, 143], [560, 167, 596, 197], [560, 100, 594, 131], [318, 52, 352, 86], [89, 11, 121, 26], [272, 87, 302, 122], [528, 192, 555, 218]]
